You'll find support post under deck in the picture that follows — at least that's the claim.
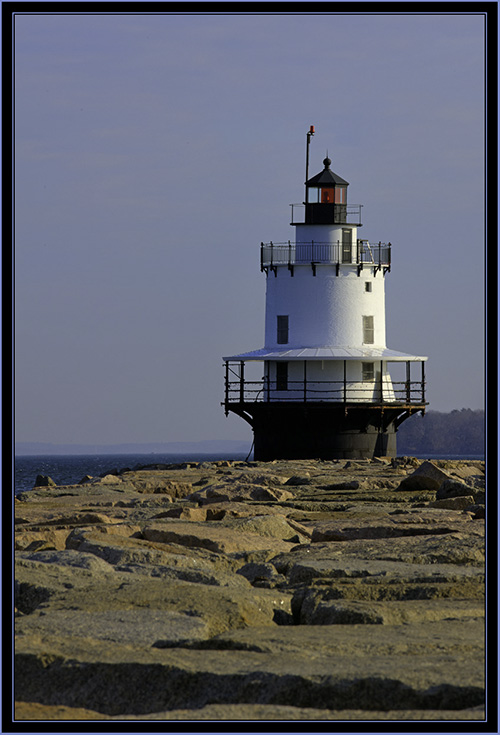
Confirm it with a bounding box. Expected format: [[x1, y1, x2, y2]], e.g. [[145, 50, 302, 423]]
[[239, 361, 244, 403]]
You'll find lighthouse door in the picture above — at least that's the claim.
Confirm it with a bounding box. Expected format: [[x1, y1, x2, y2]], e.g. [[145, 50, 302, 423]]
[[342, 229, 352, 263]]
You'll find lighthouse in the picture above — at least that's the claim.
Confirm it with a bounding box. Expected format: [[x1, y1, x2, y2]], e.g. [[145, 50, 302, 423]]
[[223, 128, 428, 460]]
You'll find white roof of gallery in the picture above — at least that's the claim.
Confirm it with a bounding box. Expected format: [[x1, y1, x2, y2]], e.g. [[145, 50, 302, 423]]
[[223, 346, 428, 362]]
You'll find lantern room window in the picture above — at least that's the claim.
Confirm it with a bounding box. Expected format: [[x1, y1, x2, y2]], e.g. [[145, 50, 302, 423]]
[[335, 187, 346, 204], [307, 187, 320, 204], [307, 186, 346, 204]]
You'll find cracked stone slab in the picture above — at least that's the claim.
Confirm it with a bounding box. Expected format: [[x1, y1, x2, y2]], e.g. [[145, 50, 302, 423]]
[[271, 529, 485, 570], [13, 701, 486, 721], [14, 627, 484, 716], [15, 608, 210, 647], [142, 520, 297, 554], [285, 557, 485, 586], [296, 597, 485, 625], [15, 570, 292, 636]]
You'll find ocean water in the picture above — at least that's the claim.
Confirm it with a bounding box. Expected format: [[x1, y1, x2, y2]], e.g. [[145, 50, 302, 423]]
[[13, 453, 249, 495], [13, 452, 484, 496]]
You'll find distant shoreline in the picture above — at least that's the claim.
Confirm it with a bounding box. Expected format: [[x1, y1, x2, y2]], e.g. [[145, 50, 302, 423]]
[[15, 409, 485, 458], [14, 447, 485, 461], [14, 441, 252, 457]]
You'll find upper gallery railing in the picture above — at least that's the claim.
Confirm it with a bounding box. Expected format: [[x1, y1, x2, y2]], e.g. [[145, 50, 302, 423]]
[[260, 240, 391, 271]]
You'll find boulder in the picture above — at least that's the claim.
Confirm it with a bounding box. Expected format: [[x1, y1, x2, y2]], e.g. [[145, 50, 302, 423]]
[[391, 457, 421, 469], [396, 461, 451, 491], [203, 502, 285, 520], [14, 553, 118, 614], [15, 528, 71, 552], [429, 496, 476, 511], [219, 514, 309, 542], [321, 480, 365, 490], [154, 506, 208, 521], [467, 504, 485, 519], [98, 474, 123, 484], [449, 464, 484, 481], [437, 479, 476, 499], [284, 475, 311, 486], [232, 473, 289, 486], [34, 475, 56, 487], [141, 521, 296, 555], [65, 528, 236, 573], [236, 562, 286, 587], [115, 471, 195, 498], [189, 483, 293, 504]]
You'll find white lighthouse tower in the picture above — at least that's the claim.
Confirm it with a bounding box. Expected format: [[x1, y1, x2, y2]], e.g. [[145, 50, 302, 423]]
[[223, 129, 428, 460]]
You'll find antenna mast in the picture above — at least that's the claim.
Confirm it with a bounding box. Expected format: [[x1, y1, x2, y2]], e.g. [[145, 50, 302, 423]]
[[305, 125, 315, 202]]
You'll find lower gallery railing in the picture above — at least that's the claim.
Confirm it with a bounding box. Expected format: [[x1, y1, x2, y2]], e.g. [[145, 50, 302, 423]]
[[224, 380, 425, 404], [224, 362, 427, 406]]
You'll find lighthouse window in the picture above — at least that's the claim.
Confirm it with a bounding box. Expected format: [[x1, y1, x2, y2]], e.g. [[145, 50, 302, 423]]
[[362, 315, 374, 344], [342, 230, 352, 263], [307, 187, 320, 204], [277, 315, 289, 344], [365, 282, 372, 292], [362, 362, 375, 382], [276, 362, 288, 391], [321, 188, 334, 203], [334, 187, 346, 204]]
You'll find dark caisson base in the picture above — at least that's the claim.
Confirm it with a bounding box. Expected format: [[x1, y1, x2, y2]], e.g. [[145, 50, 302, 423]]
[[226, 402, 425, 461]]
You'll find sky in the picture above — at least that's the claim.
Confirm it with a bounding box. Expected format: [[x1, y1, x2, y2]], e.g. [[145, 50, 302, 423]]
[[14, 10, 486, 448]]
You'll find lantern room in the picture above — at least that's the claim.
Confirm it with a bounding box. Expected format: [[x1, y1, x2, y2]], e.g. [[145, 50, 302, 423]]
[[305, 156, 349, 224]]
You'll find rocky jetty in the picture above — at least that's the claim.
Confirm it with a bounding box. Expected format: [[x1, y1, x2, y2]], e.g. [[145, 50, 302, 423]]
[[14, 457, 486, 722]]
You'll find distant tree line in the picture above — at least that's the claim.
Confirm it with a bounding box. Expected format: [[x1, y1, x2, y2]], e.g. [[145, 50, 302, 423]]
[[396, 409, 485, 457]]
